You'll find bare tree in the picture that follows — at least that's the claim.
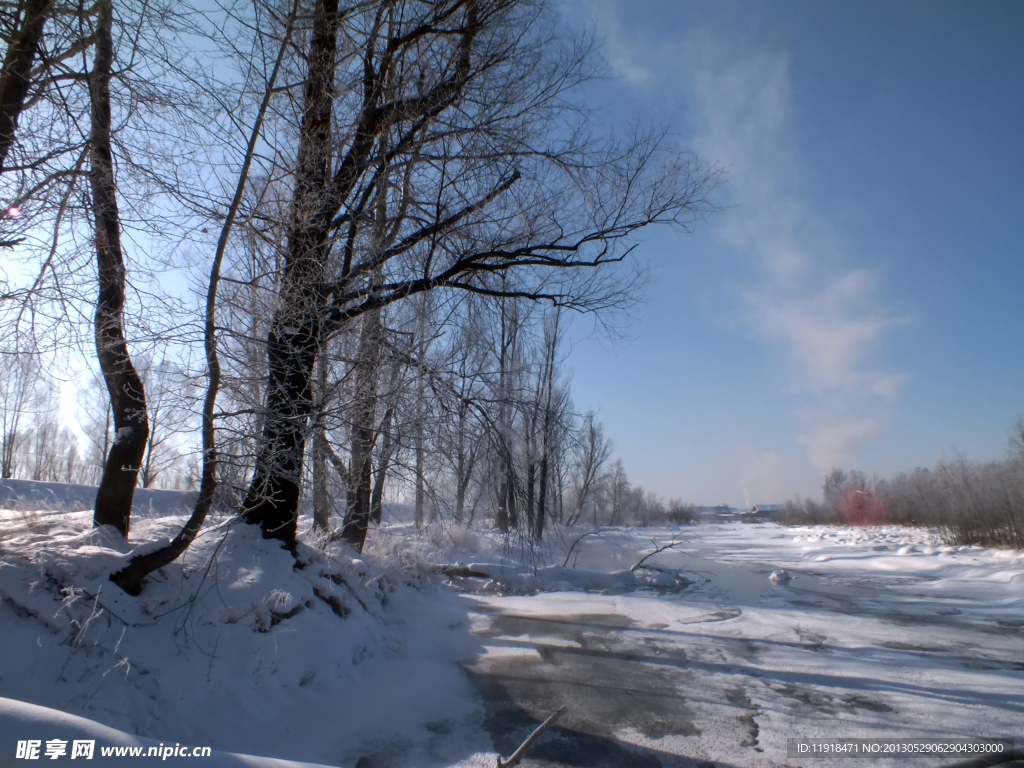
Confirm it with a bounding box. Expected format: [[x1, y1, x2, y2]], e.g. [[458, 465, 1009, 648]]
[[88, 0, 149, 537], [137, 359, 192, 489], [110, 0, 301, 595], [0, 0, 53, 173], [566, 411, 611, 526], [0, 346, 39, 478], [239, 0, 716, 553], [533, 308, 565, 538]]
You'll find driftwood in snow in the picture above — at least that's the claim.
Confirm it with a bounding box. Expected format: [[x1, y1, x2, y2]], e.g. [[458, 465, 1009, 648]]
[[630, 539, 685, 572], [433, 564, 492, 580], [496, 705, 567, 768]]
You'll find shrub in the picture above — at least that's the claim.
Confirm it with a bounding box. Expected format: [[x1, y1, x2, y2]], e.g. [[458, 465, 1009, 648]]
[[778, 424, 1024, 549]]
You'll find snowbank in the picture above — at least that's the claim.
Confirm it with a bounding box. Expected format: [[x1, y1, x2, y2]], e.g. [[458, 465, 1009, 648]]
[[0, 478, 197, 517], [0, 697, 338, 766], [0, 504, 490, 767]]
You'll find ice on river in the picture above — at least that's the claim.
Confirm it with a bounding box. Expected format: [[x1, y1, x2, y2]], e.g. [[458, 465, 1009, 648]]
[[449, 523, 1024, 767]]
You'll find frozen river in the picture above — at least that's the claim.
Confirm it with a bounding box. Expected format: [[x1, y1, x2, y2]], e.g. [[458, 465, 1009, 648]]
[[455, 524, 1024, 767]]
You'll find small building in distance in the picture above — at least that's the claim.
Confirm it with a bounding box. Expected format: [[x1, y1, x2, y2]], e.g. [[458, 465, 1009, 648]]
[[698, 504, 781, 522]]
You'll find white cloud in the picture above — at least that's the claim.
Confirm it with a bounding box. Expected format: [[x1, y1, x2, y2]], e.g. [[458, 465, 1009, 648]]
[[681, 36, 908, 475], [568, 2, 909, 492], [754, 270, 909, 395], [577, 0, 653, 84], [799, 418, 883, 476]]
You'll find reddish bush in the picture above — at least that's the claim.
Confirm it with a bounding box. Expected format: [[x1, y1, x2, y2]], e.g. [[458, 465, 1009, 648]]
[[839, 489, 886, 526]]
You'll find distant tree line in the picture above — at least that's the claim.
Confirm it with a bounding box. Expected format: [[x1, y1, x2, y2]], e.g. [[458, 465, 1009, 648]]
[[776, 424, 1024, 548], [0, 349, 192, 490]]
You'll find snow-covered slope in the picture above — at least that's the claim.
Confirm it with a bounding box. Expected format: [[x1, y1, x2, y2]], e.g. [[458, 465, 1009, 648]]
[[0, 478, 198, 517], [0, 697, 338, 766], [0, 502, 491, 767]]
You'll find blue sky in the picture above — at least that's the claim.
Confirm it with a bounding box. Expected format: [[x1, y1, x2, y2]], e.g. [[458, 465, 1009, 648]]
[[559, 0, 1024, 506]]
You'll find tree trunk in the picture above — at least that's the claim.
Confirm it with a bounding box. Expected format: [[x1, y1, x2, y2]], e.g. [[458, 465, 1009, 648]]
[[140, 408, 158, 488], [312, 356, 331, 534], [90, 0, 148, 539], [454, 404, 476, 522], [537, 453, 548, 539], [242, 326, 319, 546], [369, 400, 396, 525], [1, 431, 14, 479], [525, 459, 536, 534], [414, 415, 425, 528], [535, 309, 559, 539], [242, 0, 338, 547], [110, 0, 301, 594], [496, 478, 509, 532], [455, 476, 468, 522], [0, 0, 52, 171], [340, 309, 382, 552], [413, 312, 427, 528], [505, 463, 518, 530]]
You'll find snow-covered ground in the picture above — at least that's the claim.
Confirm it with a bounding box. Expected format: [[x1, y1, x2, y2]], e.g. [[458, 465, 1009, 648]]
[[1, 480, 1021, 767]]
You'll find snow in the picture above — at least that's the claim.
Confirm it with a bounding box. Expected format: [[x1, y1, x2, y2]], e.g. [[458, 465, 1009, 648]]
[[0, 697, 337, 766], [0, 478, 199, 517], [0, 495, 489, 767], [1, 481, 1022, 767], [113, 427, 134, 445]]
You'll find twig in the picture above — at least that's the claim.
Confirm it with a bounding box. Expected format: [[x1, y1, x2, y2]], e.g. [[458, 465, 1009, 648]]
[[496, 705, 567, 768], [74, 586, 104, 647], [78, 586, 149, 627], [630, 538, 684, 572], [562, 529, 606, 568]]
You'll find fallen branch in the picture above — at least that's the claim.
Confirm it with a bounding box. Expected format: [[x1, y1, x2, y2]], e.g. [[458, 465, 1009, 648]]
[[630, 539, 684, 572], [433, 564, 492, 579], [562, 528, 608, 568], [497, 705, 567, 768]]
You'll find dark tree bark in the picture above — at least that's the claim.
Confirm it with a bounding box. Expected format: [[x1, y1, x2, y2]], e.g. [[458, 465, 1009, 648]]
[[312, 357, 331, 535], [525, 459, 536, 533], [535, 309, 560, 539], [90, 0, 148, 538], [413, 409, 425, 527], [369, 350, 404, 526], [242, 0, 340, 548], [536, 450, 548, 538], [0, 0, 52, 171], [340, 309, 383, 550], [453, 401, 478, 522], [369, 398, 397, 525], [495, 296, 518, 533], [413, 313, 427, 528]]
